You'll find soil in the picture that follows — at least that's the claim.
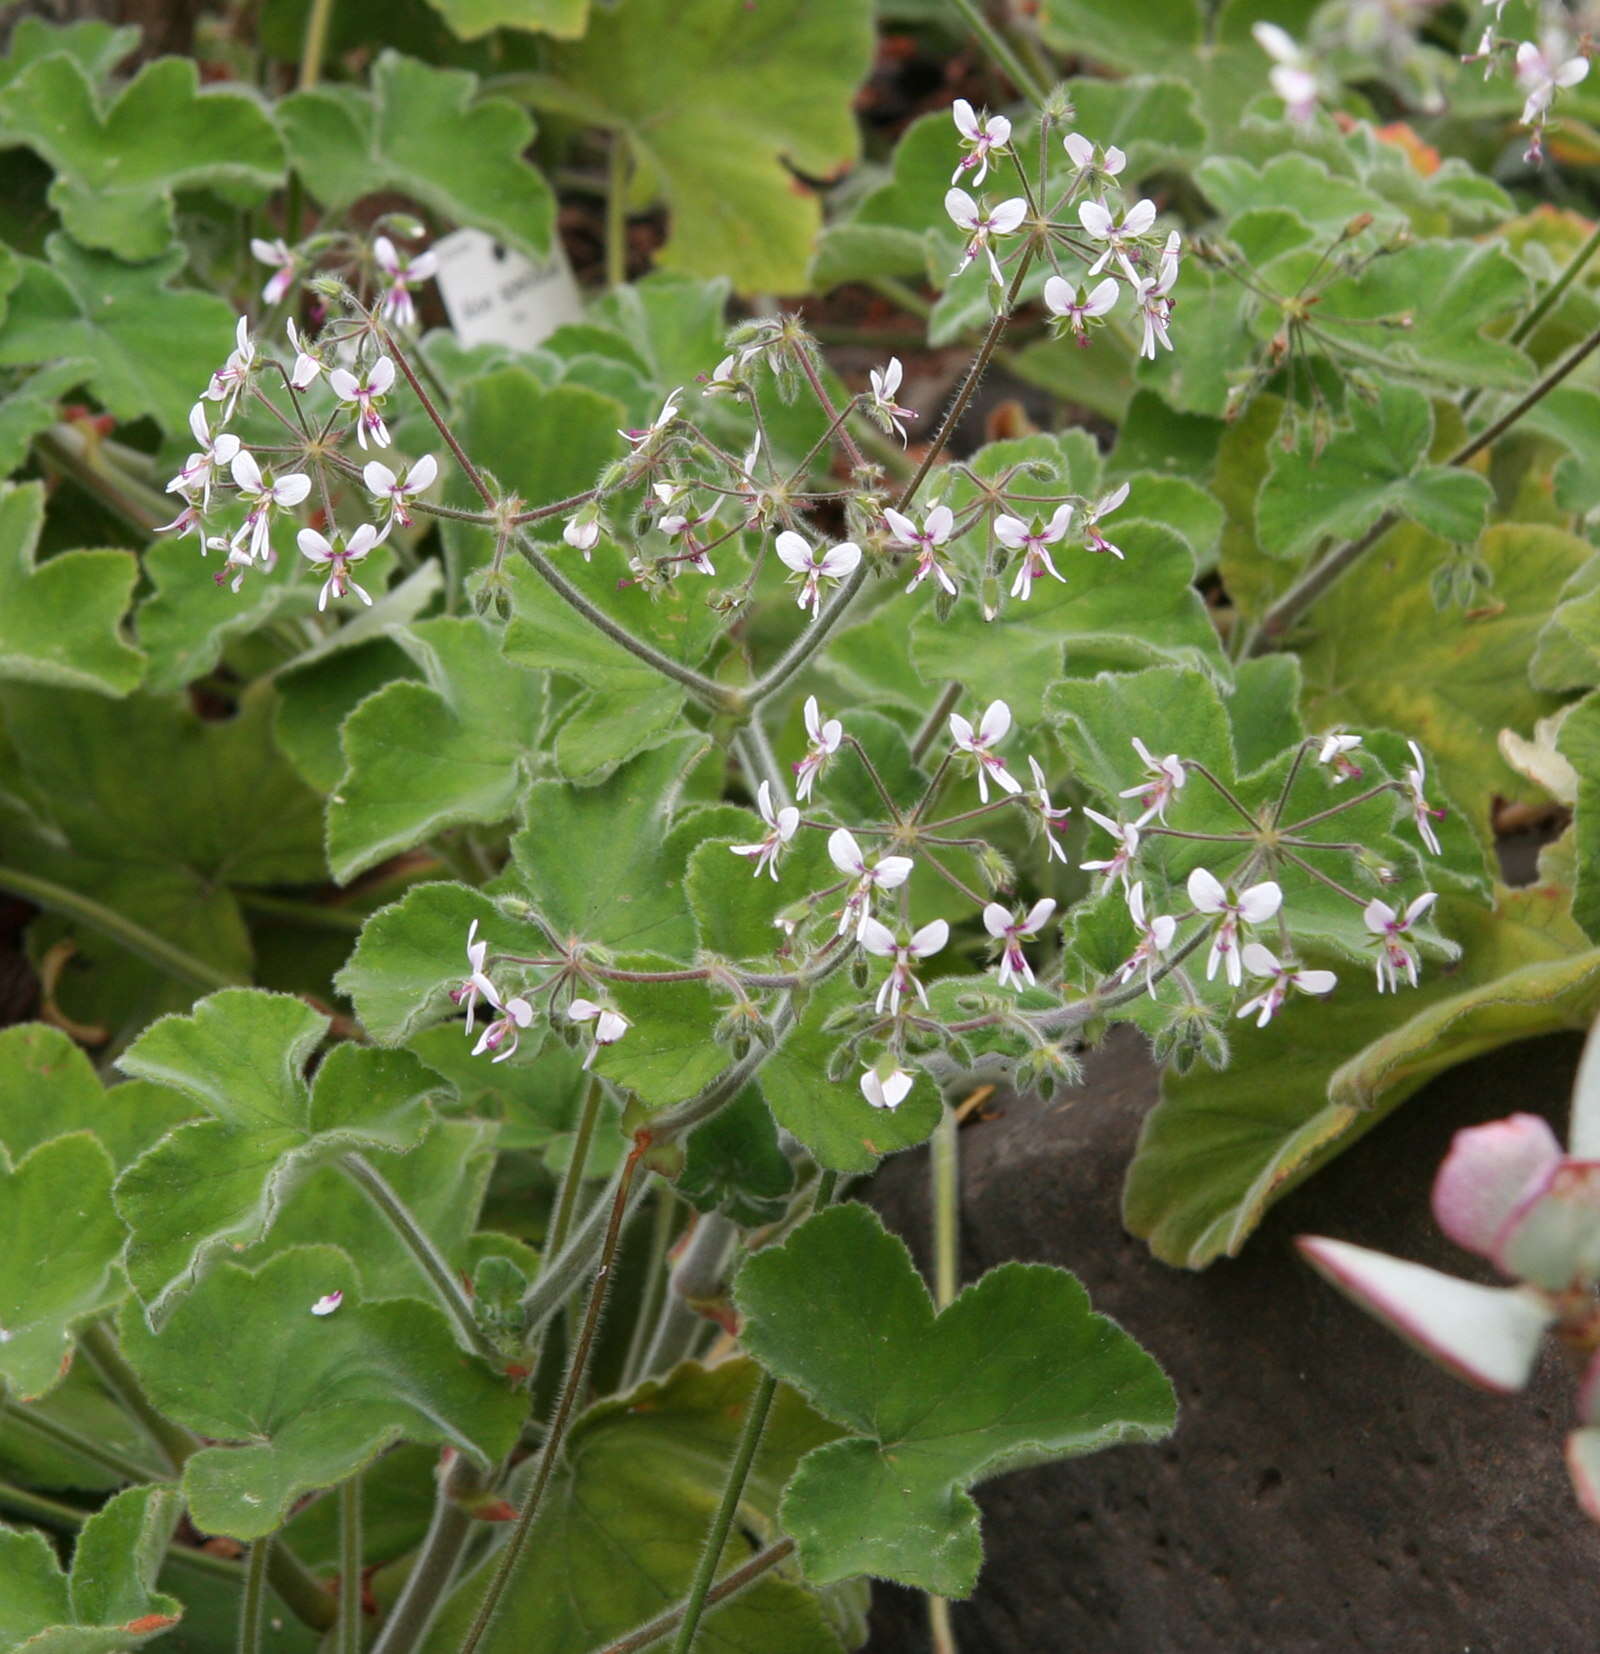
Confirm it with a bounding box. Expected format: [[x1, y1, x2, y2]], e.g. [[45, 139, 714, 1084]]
[[867, 1027, 1600, 1653]]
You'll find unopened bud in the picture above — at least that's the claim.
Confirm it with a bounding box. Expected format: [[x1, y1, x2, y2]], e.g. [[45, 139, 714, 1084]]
[[1343, 212, 1374, 239]]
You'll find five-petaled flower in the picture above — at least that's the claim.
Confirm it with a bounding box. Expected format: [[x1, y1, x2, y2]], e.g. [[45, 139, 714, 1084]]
[[229, 449, 311, 564], [1252, 22, 1320, 122], [775, 531, 861, 618], [299, 523, 382, 610], [1116, 882, 1177, 992], [1187, 867, 1283, 987], [884, 504, 957, 595], [1236, 943, 1337, 1027], [329, 357, 397, 450], [451, 919, 500, 1034], [1365, 892, 1436, 993], [860, 917, 949, 1014], [204, 317, 255, 422], [1079, 197, 1158, 283], [951, 99, 1012, 187], [729, 780, 800, 880], [568, 998, 631, 1069], [1082, 482, 1132, 557], [1080, 807, 1141, 889], [167, 402, 240, 513], [1043, 274, 1119, 345], [1027, 756, 1072, 862], [374, 235, 438, 331], [251, 237, 297, 306], [996, 504, 1072, 600], [620, 389, 682, 452], [474, 995, 535, 1063], [1316, 730, 1363, 783], [286, 319, 323, 390], [829, 828, 914, 940], [861, 1065, 914, 1111], [984, 898, 1057, 991], [1120, 735, 1185, 824], [946, 189, 1028, 286], [867, 358, 918, 446], [364, 453, 438, 530], [949, 700, 1023, 801], [794, 695, 842, 803], [1135, 255, 1179, 360], [1403, 740, 1445, 856], [1062, 132, 1126, 186], [1515, 33, 1589, 127]]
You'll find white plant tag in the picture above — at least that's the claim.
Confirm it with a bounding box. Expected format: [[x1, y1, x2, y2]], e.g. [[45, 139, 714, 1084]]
[[432, 229, 585, 350]]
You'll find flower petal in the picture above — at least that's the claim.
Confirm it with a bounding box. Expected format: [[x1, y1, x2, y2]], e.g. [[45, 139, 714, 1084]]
[[1431, 1113, 1563, 1260]]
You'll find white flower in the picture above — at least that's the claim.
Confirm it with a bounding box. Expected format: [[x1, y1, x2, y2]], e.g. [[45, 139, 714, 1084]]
[[1236, 943, 1337, 1027], [1316, 731, 1363, 783], [619, 388, 682, 452], [861, 1065, 914, 1111], [729, 780, 800, 881], [156, 500, 203, 541], [328, 356, 397, 451], [867, 357, 917, 446], [166, 402, 241, 513], [1082, 482, 1131, 557], [286, 319, 323, 390], [1252, 22, 1320, 122], [203, 316, 255, 422], [883, 504, 957, 595], [374, 236, 438, 331], [450, 918, 501, 1034], [1187, 867, 1283, 987], [775, 531, 861, 618], [1119, 735, 1185, 824], [794, 695, 843, 803], [1116, 882, 1177, 992], [1079, 197, 1158, 283], [996, 504, 1072, 600], [1043, 274, 1119, 344], [310, 1290, 343, 1317], [568, 998, 631, 1068], [1026, 755, 1072, 863], [1515, 34, 1588, 127], [1365, 892, 1437, 993], [1080, 807, 1141, 889], [984, 899, 1056, 992], [1062, 132, 1126, 183], [861, 916, 948, 1015], [704, 348, 759, 395], [829, 828, 914, 940], [251, 237, 297, 306], [563, 511, 601, 558], [1134, 259, 1179, 360], [299, 522, 382, 610], [1403, 740, 1445, 856], [473, 995, 535, 1063], [949, 700, 1023, 802], [952, 99, 1012, 187], [364, 453, 438, 530], [946, 189, 1028, 286], [229, 449, 311, 564]]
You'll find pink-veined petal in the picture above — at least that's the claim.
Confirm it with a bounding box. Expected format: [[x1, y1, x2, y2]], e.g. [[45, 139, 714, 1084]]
[[1123, 199, 1157, 236], [944, 188, 980, 230], [1241, 941, 1279, 978], [989, 198, 1028, 235], [828, 828, 863, 876], [297, 528, 334, 563], [1078, 200, 1114, 238], [1023, 897, 1056, 933], [875, 856, 915, 888], [924, 504, 955, 543], [911, 919, 949, 957], [1187, 866, 1227, 913], [774, 530, 813, 573], [1431, 1113, 1563, 1260], [993, 515, 1028, 548], [859, 917, 896, 956], [977, 700, 1011, 745], [982, 902, 1012, 939], [1237, 881, 1283, 924]]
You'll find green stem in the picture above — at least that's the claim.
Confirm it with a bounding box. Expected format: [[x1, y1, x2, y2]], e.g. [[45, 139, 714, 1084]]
[[927, 1104, 961, 1653], [270, 1546, 339, 1635], [668, 1370, 778, 1654], [381, 328, 498, 510], [544, 1077, 605, 1267], [593, 1538, 796, 1654], [79, 1321, 196, 1473], [948, 0, 1050, 102], [370, 1466, 481, 1654], [607, 134, 631, 289], [0, 865, 244, 993], [456, 1143, 646, 1654], [298, 0, 336, 87], [0, 1480, 95, 1533], [236, 892, 366, 934], [912, 683, 964, 764], [33, 427, 170, 534], [240, 1537, 272, 1654], [337, 1476, 364, 1654], [3, 1399, 165, 1484], [621, 1189, 679, 1390], [341, 1154, 501, 1366]]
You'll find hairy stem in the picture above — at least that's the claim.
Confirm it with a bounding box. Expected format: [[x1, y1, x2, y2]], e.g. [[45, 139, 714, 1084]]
[[381, 329, 497, 510], [79, 1321, 196, 1474], [948, 0, 1049, 102], [337, 1476, 364, 1654], [544, 1077, 605, 1267], [239, 1537, 272, 1654], [926, 1103, 962, 1652], [593, 1539, 796, 1654], [298, 0, 336, 88], [3, 1398, 165, 1484], [370, 1466, 481, 1654]]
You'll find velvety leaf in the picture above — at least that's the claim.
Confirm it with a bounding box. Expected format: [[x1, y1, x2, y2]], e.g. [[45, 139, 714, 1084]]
[[0, 54, 282, 262], [680, 1085, 795, 1224], [0, 482, 142, 696], [1558, 691, 1600, 944], [0, 235, 236, 436], [279, 52, 553, 262], [0, 1363, 155, 1494], [422, 1358, 845, 1654], [0, 1486, 183, 1651], [685, 819, 835, 964], [422, 0, 586, 40], [0, 360, 94, 476], [1256, 385, 1491, 560], [586, 969, 728, 1108], [327, 616, 545, 884], [118, 1245, 525, 1539], [0, 1134, 123, 1400], [114, 990, 436, 1322], [735, 1203, 1175, 1594], [272, 637, 421, 793], [0, 18, 138, 98], [536, 0, 872, 293], [810, 111, 947, 289]]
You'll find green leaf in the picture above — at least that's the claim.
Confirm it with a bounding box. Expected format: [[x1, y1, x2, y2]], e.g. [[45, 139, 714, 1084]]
[[114, 990, 436, 1323], [536, 0, 872, 293], [327, 616, 545, 884], [0, 360, 94, 476], [279, 51, 553, 262], [591, 968, 728, 1108], [0, 1134, 123, 1400], [0, 235, 236, 436], [119, 1245, 525, 1540], [1125, 867, 1600, 1267], [1559, 694, 1600, 944], [685, 820, 834, 963], [423, 1358, 846, 1654], [810, 111, 947, 289], [1298, 522, 1589, 847], [422, 0, 586, 39], [0, 19, 137, 99], [0, 1486, 183, 1651], [680, 1085, 795, 1225], [0, 482, 143, 695], [0, 55, 283, 262], [272, 637, 422, 793], [1256, 385, 1491, 560], [735, 1203, 1175, 1594]]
